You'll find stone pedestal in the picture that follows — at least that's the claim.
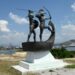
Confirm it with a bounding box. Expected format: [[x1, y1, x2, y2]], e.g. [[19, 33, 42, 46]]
[[12, 50, 67, 75]]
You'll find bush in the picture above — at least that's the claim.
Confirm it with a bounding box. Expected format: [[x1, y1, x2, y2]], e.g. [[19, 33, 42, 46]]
[[50, 47, 75, 58]]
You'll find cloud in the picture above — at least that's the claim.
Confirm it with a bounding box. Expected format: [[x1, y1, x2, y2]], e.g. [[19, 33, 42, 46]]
[[71, 2, 75, 11], [61, 24, 75, 35], [0, 31, 27, 46], [1, 31, 26, 40], [9, 12, 29, 24], [0, 20, 10, 32]]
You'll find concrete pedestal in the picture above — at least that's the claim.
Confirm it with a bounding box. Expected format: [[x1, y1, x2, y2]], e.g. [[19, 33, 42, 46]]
[[12, 51, 67, 75]]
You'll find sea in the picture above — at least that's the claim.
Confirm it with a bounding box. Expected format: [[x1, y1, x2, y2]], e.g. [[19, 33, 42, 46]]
[[0, 50, 16, 54], [66, 46, 75, 51]]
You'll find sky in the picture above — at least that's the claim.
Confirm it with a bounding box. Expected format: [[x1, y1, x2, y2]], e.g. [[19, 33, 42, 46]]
[[0, 0, 75, 47]]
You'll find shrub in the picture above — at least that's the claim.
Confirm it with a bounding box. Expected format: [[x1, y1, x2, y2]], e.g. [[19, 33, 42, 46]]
[[50, 47, 75, 58]]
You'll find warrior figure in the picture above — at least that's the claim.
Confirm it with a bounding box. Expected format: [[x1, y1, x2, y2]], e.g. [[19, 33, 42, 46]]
[[36, 9, 51, 41], [27, 10, 38, 42]]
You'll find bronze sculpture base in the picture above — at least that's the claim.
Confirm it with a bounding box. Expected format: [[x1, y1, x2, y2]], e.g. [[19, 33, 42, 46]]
[[22, 42, 53, 51]]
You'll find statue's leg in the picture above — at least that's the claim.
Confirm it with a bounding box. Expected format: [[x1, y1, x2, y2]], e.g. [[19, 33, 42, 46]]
[[27, 32, 31, 42], [33, 30, 36, 42], [39, 28, 43, 42]]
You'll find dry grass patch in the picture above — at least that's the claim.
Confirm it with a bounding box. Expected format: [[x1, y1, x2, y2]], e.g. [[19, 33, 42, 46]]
[[0, 60, 19, 75], [63, 58, 75, 64]]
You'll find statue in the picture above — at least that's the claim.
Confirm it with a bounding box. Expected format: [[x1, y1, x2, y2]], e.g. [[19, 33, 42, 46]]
[[13, 8, 67, 72], [27, 10, 38, 42], [22, 8, 55, 51], [36, 9, 51, 41]]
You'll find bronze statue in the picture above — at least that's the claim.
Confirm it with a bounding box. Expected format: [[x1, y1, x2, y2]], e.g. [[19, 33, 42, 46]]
[[27, 10, 38, 42], [22, 17, 55, 51], [22, 8, 55, 51], [36, 9, 51, 41]]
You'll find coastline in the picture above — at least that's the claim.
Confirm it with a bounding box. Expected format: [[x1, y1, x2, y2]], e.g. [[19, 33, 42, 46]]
[[0, 51, 27, 61]]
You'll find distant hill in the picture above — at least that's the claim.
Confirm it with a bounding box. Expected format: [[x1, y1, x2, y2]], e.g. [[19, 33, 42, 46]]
[[61, 39, 75, 47], [54, 39, 75, 51]]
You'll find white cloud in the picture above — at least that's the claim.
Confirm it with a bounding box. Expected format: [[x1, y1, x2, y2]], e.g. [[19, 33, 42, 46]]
[[0, 20, 10, 32], [61, 24, 75, 35], [0, 31, 27, 46], [9, 12, 29, 24], [71, 3, 75, 11], [1, 31, 25, 40]]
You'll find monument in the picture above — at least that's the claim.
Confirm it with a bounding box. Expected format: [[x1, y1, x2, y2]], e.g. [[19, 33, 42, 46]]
[[12, 8, 67, 75]]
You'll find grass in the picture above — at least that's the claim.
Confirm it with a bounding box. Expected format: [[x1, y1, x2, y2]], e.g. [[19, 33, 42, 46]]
[[0, 60, 19, 75], [65, 64, 75, 68], [64, 58, 75, 69], [64, 58, 75, 64], [0, 60, 41, 75]]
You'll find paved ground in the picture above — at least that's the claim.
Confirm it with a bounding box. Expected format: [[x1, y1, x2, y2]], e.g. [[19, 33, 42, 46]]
[[38, 68, 75, 75]]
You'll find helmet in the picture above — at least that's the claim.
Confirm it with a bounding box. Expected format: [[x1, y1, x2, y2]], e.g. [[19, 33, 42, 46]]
[[28, 10, 33, 13], [39, 9, 45, 14], [28, 10, 34, 16]]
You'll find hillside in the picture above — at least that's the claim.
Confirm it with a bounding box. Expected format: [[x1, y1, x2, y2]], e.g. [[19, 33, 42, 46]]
[[61, 39, 75, 47]]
